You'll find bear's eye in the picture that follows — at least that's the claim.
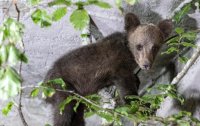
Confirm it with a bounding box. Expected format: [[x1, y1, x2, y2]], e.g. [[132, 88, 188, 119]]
[[136, 44, 143, 51], [152, 46, 158, 52]]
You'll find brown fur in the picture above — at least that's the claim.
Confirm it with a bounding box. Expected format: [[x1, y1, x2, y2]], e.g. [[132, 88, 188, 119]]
[[44, 13, 172, 126]]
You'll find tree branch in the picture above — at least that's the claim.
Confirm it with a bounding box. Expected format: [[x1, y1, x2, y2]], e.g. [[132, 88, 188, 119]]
[[156, 46, 200, 117], [22, 84, 191, 125], [89, 16, 103, 41], [22, 85, 144, 122], [14, 1, 28, 126], [171, 46, 200, 85]]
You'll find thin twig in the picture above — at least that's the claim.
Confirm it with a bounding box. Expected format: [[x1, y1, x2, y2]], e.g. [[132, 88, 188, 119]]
[[14, 1, 28, 126]]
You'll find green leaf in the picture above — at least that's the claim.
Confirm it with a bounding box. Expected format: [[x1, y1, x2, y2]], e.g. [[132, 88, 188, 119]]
[[172, 111, 191, 119], [97, 111, 114, 122], [166, 36, 179, 44], [42, 87, 55, 98], [6, 44, 27, 65], [176, 94, 184, 105], [52, 7, 67, 21], [48, 0, 71, 7], [28, 0, 41, 5], [0, 67, 21, 100], [0, 45, 8, 63], [125, 0, 138, 5], [168, 91, 179, 100], [2, 101, 14, 116], [162, 47, 179, 54], [181, 42, 197, 48], [168, 42, 179, 46], [59, 96, 73, 114], [3, 18, 24, 44], [173, 4, 191, 23], [93, 1, 111, 9], [47, 78, 66, 89], [84, 110, 95, 118], [73, 101, 80, 112], [7, 44, 21, 66], [20, 53, 28, 63], [175, 27, 184, 34], [150, 95, 165, 109], [182, 32, 197, 41], [31, 9, 52, 28], [30, 88, 40, 98], [177, 121, 190, 126], [156, 84, 175, 92], [81, 33, 89, 38], [70, 9, 89, 30], [115, 106, 130, 116]]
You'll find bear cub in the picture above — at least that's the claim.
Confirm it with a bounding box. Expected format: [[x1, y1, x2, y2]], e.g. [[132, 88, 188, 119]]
[[44, 13, 172, 126]]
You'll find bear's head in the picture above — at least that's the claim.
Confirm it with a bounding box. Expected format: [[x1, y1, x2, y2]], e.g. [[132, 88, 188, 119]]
[[125, 13, 173, 70]]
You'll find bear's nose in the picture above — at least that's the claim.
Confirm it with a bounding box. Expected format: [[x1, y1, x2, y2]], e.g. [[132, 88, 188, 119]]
[[143, 64, 150, 70]]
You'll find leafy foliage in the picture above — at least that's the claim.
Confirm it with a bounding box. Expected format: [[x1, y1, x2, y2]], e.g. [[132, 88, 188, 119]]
[[173, 3, 191, 23], [0, 18, 27, 100], [31, 79, 200, 125], [30, 0, 139, 31], [0, 67, 21, 100], [0, 18, 24, 44], [162, 27, 197, 64], [31, 0, 112, 30]]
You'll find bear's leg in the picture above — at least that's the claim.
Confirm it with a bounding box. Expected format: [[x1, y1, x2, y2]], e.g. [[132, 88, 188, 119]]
[[53, 100, 75, 126], [71, 103, 85, 126], [114, 70, 139, 104]]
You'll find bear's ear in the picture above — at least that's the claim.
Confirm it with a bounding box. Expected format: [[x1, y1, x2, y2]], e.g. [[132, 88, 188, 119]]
[[125, 13, 140, 32], [158, 19, 173, 39]]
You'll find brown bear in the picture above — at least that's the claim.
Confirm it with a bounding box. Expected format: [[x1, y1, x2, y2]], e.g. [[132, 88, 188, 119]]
[[44, 13, 172, 126]]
